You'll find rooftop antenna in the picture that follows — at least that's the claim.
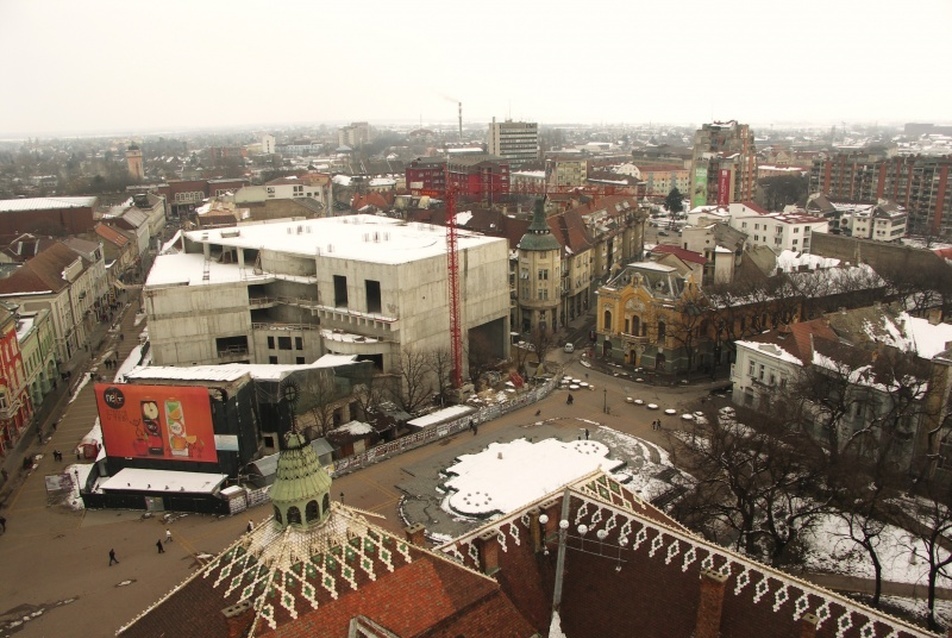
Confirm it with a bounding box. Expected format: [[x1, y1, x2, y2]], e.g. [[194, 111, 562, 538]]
[[458, 102, 463, 143]]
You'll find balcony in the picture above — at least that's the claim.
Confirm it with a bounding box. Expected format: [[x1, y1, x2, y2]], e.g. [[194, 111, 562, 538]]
[[216, 345, 250, 363]]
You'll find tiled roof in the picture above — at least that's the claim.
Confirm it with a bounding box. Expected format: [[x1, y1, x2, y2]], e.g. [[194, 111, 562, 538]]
[[651, 244, 707, 265], [118, 504, 534, 637], [0, 242, 80, 295], [439, 472, 938, 638]]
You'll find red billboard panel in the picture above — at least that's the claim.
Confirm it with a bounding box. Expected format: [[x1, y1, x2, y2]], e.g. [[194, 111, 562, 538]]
[[717, 169, 731, 206], [95, 384, 218, 464]]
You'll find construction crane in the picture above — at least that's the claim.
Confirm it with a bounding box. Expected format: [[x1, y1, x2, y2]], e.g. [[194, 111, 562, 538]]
[[421, 162, 463, 389]]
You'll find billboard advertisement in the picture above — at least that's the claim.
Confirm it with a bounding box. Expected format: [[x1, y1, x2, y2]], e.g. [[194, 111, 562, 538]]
[[717, 168, 731, 206], [691, 167, 708, 208], [95, 384, 218, 464]]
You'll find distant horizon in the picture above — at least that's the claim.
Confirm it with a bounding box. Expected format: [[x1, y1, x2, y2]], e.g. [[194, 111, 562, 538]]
[[2, 0, 950, 140], [0, 116, 935, 143]]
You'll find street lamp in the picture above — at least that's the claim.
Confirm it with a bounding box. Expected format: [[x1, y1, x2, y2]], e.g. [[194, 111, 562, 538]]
[[74, 469, 81, 498]]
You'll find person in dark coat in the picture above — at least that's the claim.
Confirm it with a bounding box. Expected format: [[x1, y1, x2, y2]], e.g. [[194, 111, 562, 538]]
[[156, 539, 165, 554], [109, 549, 118, 565]]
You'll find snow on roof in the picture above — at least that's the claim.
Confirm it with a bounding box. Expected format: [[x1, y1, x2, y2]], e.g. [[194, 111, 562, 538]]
[[123, 356, 360, 383], [99, 468, 227, 494], [775, 250, 840, 273], [868, 311, 952, 359], [630, 261, 676, 272], [146, 253, 275, 287], [332, 420, 374, 436], [442, 438, 625, 518], [0, 196, 96, 213], [180, 215, 501, 266], [735, 339, 806, 366], [453, 210, 473, 226], [332, 175, 351, 186], [714, 245, 733, 253], [407, 405, 475, 428], [511, 170, 547, 179]]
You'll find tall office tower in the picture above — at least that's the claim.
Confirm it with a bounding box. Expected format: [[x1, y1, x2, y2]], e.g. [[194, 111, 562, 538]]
[[689, 120, 757, 208], [488, 118, 539, 169]]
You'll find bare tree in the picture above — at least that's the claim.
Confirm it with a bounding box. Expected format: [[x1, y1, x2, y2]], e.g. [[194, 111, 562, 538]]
[[908, 478, 952, 630], [298, 372, 340, 438], [392, 347, 434, 415], [527, 324, 556, 366], [427, 347, 454, 406]]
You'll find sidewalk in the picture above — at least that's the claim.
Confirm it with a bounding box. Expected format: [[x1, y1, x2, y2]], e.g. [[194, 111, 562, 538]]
[[0, 288, 143, 508]]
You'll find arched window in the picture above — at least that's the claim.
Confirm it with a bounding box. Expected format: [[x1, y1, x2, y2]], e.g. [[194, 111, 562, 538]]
[[273, 507, 283, 525], [305, 500, 320, 522], [657, 321, 666, 342], [287, 506, 302, 525], [603, 310, 612, 331], [631, 316, 640, 337], [322, 493, 330, 514]]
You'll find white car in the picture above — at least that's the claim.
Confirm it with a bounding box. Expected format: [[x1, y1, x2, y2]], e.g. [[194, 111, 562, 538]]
[[563, 342, 575, 353]]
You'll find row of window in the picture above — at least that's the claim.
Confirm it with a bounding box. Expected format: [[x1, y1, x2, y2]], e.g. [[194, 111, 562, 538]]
[[267, 336, 303, 350]]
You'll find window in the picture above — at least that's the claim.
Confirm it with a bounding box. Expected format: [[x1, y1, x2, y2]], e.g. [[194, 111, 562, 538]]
[[295, 337, 303, 350], [748, 361, 755, 377], [268, 336, 275, 349], [657, 321, 666, 342], [793, 227, 800, 233], [603, 310, 612, 331], [287, 506, 302, 525], [538, 269, 549, 281], [278, 337, 292, 350], [758, 364, 765, 381], [296, 356, 305, 364], [333, 275, 348, 307], [792, 239, 798, 245], [365, 280, 381, 314], [305, 500, 320, 522], [631, 316, 640, 336]]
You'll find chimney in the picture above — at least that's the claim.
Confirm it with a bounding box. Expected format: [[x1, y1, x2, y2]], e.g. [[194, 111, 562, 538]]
[[529, 508, 542, 552], [694, 569, 728, 638], [800, 612, 818, 638], [476, 530, 500, 575], [404, 523, 426, 547], [221, 600, 254, 638]]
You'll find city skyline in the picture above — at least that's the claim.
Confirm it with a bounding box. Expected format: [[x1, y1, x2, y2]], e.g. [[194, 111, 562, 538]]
[[1, 0, 950, 137]]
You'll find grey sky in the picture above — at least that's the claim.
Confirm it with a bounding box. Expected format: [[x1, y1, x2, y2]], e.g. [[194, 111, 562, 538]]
[[1, 0, 949, 136]]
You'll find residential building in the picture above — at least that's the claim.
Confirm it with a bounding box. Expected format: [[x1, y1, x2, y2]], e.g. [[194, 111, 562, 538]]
[[729, 206, 828, 254], [234, 173, 332, 212], [261, 134, 275, 155], [156, 178, 249, 218], [0, 303, 32, 457], [839, 200, 907, 242], [515, 200, 563, 334], [638, 163, 691, 198], [13, 306, 57, 423], [732, 306, 952, 475], [338, 121, 372, 148], [689, 120, 758, 207], [406, 155, 510, 203], [809, 153, 952, 236], [545, 155, 588, 188], [143, 215, 511, 380], [0, 242, 109, 363], [488, 118, 539, 169]]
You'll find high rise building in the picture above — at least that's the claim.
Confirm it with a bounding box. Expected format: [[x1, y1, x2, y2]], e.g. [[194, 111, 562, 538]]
[[689, 120, 757, 208], [810, 153, 952, 236], [488, 118, 539, 169]]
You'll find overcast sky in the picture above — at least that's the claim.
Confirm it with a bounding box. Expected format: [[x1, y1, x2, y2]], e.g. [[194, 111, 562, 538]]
[[1, 0, 949, 137]]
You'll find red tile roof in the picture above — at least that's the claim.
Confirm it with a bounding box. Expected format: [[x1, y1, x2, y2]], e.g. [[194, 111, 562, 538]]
[[651, 244, 707, 265]]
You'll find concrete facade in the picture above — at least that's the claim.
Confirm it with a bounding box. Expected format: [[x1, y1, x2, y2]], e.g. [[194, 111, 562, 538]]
[[145, 215, 511, 380]]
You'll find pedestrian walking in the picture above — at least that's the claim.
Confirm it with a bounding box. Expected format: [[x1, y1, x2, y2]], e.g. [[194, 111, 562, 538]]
[[156, 539, 165, 554], [165, 529, 172, 543], [0, 515, 7, 533], [247, 520, 254, 533], [109, 549, 118, 565], [584, 428, 589, 440]]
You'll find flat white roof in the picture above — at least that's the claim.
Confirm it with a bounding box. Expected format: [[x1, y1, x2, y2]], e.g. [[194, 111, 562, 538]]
[[0, 196, 96, 213], [99, 468, 228, 494], [408, 405, 475, 428], [146, 253, 276, 287], [181, 214, 501, 265], [123, 355, 361, 383]]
